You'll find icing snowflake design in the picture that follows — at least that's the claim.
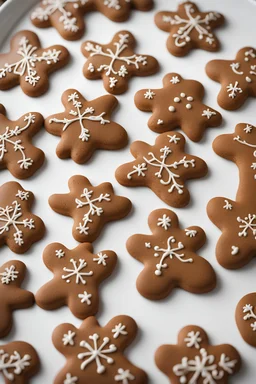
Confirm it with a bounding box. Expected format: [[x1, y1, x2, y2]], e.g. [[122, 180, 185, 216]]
[[202, 109, 217, 119], [62, 258, 93, 284], [0, 113, 36, 170], [75, 188, 111, 235], [185, 229, 197, 237], [234, 134, 256, 179], [127, 145, 195, 195], [162, 3, 220, 47], [78, 333, 117, 374], [49, 92, 110, 142], [104, 0, 131, 10], [243, 304, 256, 332], [0, 36, 61, 87], [173, 348, 237, 384], [85, 33, 147, 89], [56, 249, 65, 258], [64, 373, 78, 384], [0, 265, 19, 284], [16, 190, 29, 201], [170, 76, 180, 84], [226, 81, 243, 99], [62, 330, 76, 346], [144, 89, 155, 99], [31, 0, 88, 33], [0, 349, 31, 380], [223, 200, 233, 210], [78, 291, 92, 305], [157, 214, 171, 230], [112, 323, 128, 339], [93, 252, 108, 266], [237, 214, 256, 239], [154, 235, 193, 276], [115, 368, 135, 383], [184, 331, 202, 349]]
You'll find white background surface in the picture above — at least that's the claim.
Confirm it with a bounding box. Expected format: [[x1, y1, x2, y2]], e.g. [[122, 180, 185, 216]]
[[0, 0, 256, 383]]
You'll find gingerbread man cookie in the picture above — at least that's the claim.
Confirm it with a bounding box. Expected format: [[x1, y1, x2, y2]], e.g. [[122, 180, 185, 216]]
[[0, 30, 70, 97], [155, 325, 241, 384], [155, 1, 225, 57], [0, 260, 34, 337], [0, 105, 44, 178], [126, 209, 216, 300], [52, 315, 147, 384], [115, 132, 207, 208], [0, 341, 40, 383], [49, 175, 132, 243], [135, 73, 222, 142], [236, 292, 256, 348], [0, 181, 45, 253], [36, 242, 117, 319], [81, 31, 159, 94], [206, 47, 256, 110], [45, 89, 127, 164]]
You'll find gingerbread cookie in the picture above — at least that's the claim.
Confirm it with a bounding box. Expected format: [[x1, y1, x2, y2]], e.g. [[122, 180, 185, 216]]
[[115, 132, 207, 207], [49, 175, 132, 243], [81, 31, 159, 94], [0, 260, 34, 337], [206, 47, 256, 110], [135, 73, 222, 142], [52, 315, 147, 384], [155, 325, 241, 384], [0, 341, 40, 383], [236, 293, 256, 348], [0, 30, 70, 97], [126, 209, 216, 300], [155, 2, 225, 57], [0, 105, 44, 178], [45, 89, 127, 164], [31, 1, 153, 41], [0, 181, 45, 253], [36, 242, 117, 319]]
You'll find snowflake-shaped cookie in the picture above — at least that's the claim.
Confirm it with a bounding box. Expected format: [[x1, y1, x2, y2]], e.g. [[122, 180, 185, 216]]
[[49, 175, 131, 242], [0, 105, 44, 178], [36, 242, 117, 319], [81, 30, 159, 94], [126, 209, 216, 300], [206, 47, 256, 110], [0, 260, 34, 337], [0, 30, 69, 97], [236, 292, 256, 348], [115, 132, 207, 207], [45, 89, 127, 163], [53, 315, 147, 384], [155, 325, 241, 384], [155, 1, 224, 57], [135, 73, 222, 142]]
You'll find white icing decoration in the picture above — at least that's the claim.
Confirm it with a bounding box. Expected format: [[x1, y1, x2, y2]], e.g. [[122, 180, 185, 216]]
[[145, 242, 151, 248], [157, 214, 171, 230], [104, 0, 130, 10], [186, 103, 192, 109], [115, 368, 135, 383], [78, 291, 92, 305], [174, 97, 181, 103], [0, 36, 61, 86], [78, 333, 117, 373], [109, 77, 118, 88], [88, 62, 95, 72], [226, 81, 243, 98], [75, 188, 111, 235], [185, 229, 197, 237], [49, 91, 110, 142], [237, 214, 256, 238], [0, 349, 31, 380], [112, 323, 128, 339], [184, 331, 202, 349], [64, 373, 78, 384], [62, 258, 93, 284], [169, 106, 176, 112], [169, 93, 194, 112], [223, 200, 233, 210], [244, 125, 253, 133], [157, 119, 163, 125], [243, 304, 256, 331], [144, 89, 155, 99], [180, 93, 186, 98], [231, 246, 239, 256], [234, 134, 256, 179], [244, 49, 256, 62], [127, 163, 147, 179], [16, 190, 29, 201], [202, 109, 216, 119], [187, 96, 193, 101], [56, 249, 65, 258], [230, 54, 256, 83], [93, 252, 108, 266], [62, 330, 76, 346], [0, 265, 19, 284], [170, 76, 180, 84], [168, 134, 180, 144], [230, 62, 243, 75]]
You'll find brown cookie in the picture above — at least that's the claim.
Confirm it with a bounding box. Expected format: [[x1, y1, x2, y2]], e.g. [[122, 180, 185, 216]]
[[52, 315, 147, 384], [31, 1, 153, 41], [126, 209, 216, 300], [155, 325, 241, 384], [155, 1, 225, 57], [36, 242, 117, 319], [0, 30, 70, 97], [236, 293, 256, 348], [134, 73, 222, 142], [81, 31, 159, 94], [45, 89, 127, 164], [0, 181, 45, 254], [0, 105, 44, 178], [206, 47, 256, 110], [0, 340, 40, 383], [0, 260, 34, 337], [49, 175, 132, 243], [115, 132, 207, 208]]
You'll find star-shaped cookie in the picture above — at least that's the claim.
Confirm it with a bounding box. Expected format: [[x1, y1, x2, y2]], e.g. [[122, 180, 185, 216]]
[[49, 175, 132, 243], [52, 315, 147, 384], [206, 47, 256, 110], [155, 1, 225, 57], [236, 292, 256, 348], [115, 132, 208, 207], [81, 30, 159, 94], [45, 89, 128, 164], [135, 73, 222, 142], [0, 30, 70, 97], [126, 209, 216, 300], [155, 325, 241, 384], [36, 242, 117, 319]]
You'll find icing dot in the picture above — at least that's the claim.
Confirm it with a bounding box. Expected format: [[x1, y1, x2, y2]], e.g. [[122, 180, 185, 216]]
[[174, 97, 180, 103], [187, 96, 194, 101], [168, 106, 176, 112], [245, 57, 249, 62], [186, 104, 192, 109], [155, 270, 161, 276], [246, 76, 252, 83], [180, 93, 186, 98]]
